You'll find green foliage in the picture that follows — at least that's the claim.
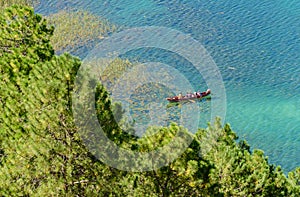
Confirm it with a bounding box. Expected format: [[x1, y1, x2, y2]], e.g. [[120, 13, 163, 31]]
[[95, 83, 137, 146], [0, 5, 54, 139], [0, 6, 113, 196], [114, 124, 215, 196], [287, 167, 300, 194], [0, 5, 54, 68], [197, 119, 292, 196], [0, 4, 299, 197]]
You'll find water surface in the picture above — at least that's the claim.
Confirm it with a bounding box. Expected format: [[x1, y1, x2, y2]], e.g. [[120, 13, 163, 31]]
[[36, 0, 300, 172]]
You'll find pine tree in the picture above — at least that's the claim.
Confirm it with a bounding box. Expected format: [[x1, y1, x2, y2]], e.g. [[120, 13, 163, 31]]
[[0, 5, 113, 195], [0, 4, 299, 197]]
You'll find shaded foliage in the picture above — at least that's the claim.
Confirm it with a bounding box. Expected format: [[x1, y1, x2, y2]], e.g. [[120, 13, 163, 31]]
[[196, 120, 294, 196], [0, 4, 299, 197], [0, 5, 114, 196]]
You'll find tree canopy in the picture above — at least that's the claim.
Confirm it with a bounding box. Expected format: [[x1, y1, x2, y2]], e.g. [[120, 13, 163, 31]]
[[0, 5, 299, 196]]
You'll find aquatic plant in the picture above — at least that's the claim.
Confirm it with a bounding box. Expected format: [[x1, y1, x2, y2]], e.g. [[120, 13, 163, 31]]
[[1, 4, 299, 196], [0, 0, 39, 9], [46, 9, 117, 53]]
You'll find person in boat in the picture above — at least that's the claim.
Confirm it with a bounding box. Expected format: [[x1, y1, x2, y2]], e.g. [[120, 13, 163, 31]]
[[197, 91, 202, 97], [178, 93, 182, 99]]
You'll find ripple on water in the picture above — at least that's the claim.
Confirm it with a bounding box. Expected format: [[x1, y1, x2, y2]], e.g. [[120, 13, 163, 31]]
[[35, 0, 300, 172]]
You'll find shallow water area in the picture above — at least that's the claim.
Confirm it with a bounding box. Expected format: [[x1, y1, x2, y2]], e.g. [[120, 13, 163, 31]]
[[36, 0, 300, 172]]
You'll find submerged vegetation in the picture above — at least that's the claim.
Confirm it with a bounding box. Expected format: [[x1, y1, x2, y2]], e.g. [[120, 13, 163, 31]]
[[47, 9, 117, 53], [0, 0, 39, 9], [0, 4, 299, 196]]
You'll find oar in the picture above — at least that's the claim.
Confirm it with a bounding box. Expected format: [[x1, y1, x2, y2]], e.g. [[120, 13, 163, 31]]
[[188, 99, 195, 103]]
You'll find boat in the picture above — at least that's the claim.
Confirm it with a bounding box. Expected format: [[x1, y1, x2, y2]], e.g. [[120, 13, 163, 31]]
[[166, 89, 211, 102]]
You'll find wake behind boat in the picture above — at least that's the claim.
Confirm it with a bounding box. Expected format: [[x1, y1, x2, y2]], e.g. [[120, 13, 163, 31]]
[[166, 89, 211, 102]]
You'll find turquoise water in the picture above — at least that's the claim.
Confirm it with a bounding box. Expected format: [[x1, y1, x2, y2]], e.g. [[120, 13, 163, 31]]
[[36, 0, 300, 172]]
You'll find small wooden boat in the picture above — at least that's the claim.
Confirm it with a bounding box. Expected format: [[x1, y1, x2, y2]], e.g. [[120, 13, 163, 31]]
[[166, 89, 211, 102]]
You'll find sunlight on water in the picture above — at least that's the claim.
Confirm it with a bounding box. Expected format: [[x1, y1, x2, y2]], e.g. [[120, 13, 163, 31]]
[[36, 0, 300, 172]]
